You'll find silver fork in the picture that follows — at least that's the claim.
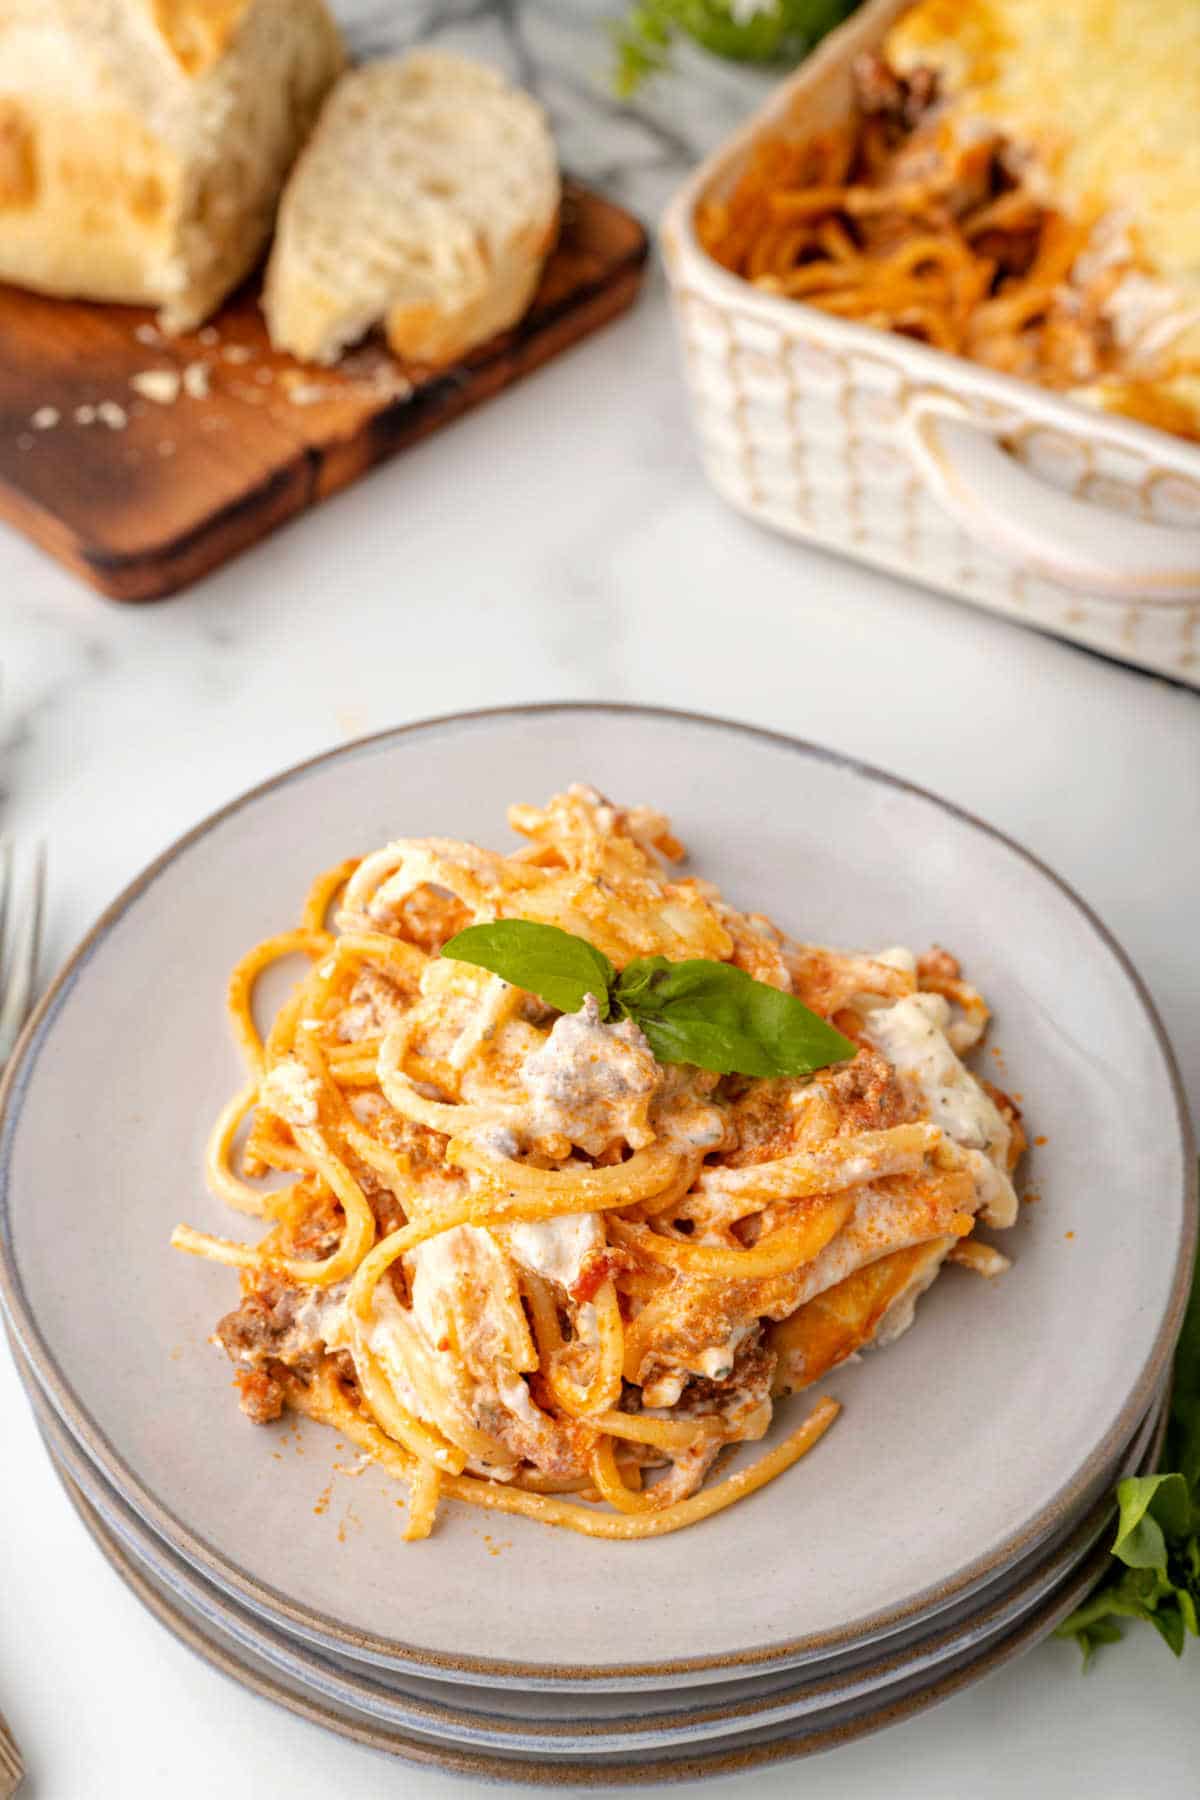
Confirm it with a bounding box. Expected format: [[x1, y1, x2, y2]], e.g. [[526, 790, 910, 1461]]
[[0, 839, 42, 1800], [0, 838, 45, 1070]]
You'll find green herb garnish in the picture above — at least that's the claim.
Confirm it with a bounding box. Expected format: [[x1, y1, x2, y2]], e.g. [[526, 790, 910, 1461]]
[[1057, 1227, 1200, 1665], [613, 0, 857, 96], [441, 919, 856, 1078]]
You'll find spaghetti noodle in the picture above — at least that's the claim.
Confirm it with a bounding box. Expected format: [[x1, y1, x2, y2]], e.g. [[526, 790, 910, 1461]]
[[173, 785, 1026, 1541]]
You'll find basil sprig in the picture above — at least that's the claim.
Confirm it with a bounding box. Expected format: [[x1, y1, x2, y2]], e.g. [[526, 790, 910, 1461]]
[[440, 919, 855, 1078], [1057, 1223, 1200, 1664]]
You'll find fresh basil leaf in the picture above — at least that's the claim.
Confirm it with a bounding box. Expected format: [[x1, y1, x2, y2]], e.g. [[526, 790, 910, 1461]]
[[1146, 1602, 1189, 1657], [615, 956, 856, 1077], [440, 921, 615, 1019], [613, 0, 855, 95], [1057, 1568, 1172, 1662], [1059, 1215, 1200, 1664], [1066, 1615, 1124, 1669], [609, 955, 663, 1014], [1113, 1474, 1192, 1569]]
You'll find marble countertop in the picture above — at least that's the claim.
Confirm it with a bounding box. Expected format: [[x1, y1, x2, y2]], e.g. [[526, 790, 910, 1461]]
[[1, 4, 1198, 1796]]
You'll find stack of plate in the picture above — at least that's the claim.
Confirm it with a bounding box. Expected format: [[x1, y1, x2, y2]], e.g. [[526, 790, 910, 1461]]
[[1, 707, 1194, 1781]]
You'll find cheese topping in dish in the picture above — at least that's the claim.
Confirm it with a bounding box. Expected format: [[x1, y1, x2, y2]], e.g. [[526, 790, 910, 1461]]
[[885, 0, 1200, 432], [698, 0, 1200, 440], [885, 0, 1200, 293], [174, 787, 1028, 1542]]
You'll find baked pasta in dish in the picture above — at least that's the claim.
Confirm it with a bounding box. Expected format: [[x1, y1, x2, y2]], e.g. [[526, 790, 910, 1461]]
[[698, 0, 1200, 441], [174, 787, 1026, 1541]]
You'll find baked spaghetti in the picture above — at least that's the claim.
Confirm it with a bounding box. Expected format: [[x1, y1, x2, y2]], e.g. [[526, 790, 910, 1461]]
[[696, 0, 1200, 441], [173, 786, 1026, 1541]]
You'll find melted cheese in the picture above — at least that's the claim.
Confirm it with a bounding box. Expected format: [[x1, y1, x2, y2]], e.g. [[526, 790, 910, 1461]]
[[519, 995, 661, 1155], [504, 1212, 604, 1291], [861, 991, 1018, 1227], [259, 1057, 320, 1126], [885, 0, 1200, 296]]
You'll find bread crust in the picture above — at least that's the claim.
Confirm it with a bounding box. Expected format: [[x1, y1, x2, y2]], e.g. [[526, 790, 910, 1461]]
[[0, 0, 344, 330], [384, 208, 560, 366]]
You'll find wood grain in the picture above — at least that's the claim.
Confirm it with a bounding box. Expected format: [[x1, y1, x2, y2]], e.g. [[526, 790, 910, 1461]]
[[0, 182, 649, 601]]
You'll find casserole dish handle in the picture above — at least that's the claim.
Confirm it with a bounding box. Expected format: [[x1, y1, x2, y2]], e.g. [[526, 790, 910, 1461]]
[[902, 393, 1200, 603]]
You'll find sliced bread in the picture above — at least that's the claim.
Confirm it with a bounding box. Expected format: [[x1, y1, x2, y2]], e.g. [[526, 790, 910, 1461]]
[[263, 51, 560, 367]]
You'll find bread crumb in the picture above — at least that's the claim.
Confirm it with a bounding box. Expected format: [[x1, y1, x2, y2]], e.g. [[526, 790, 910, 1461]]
[[157, 439, 176, 458], [16, 433, 33, 451], [200, 414, 229, 433], [222, 344, 253, 364], [183, 361, 211, 399], [131, 369, 181, 405], [97, 401, 128, 430], [197, 326, 219, 346], [74, 404, 96, 425], [254, 366, 274, 385], [281, 374, 328, 406], [31, 406, 60, 430], [134, 322, 162, 346]]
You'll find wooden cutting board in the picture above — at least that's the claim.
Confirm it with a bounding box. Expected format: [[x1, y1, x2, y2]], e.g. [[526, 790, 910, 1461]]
[[0, 182, 648, 601]]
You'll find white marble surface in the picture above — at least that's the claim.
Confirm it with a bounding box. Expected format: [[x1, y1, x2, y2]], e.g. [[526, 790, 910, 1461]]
[[1, 3, 1199, 1796]]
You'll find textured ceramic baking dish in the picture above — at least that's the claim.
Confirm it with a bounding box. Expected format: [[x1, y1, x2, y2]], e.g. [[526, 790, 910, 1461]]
[[662, 0, 1200, 685]]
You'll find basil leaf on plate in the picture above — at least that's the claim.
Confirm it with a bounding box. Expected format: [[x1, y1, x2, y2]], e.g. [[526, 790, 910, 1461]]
[[441, 921, 855, 1078], [441, 920, 616, 1019], [614, 955, 856, 1077]]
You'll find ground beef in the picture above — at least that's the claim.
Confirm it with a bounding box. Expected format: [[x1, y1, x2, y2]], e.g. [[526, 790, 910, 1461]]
[[675, 1329, 777, 1422], [216, 1283, 304, 1370], [233, 1368, 285, 1424], [817, 1045, 908, 1134], [349, 1160, 407, 1236], [721, 1078, 813, 1167], [216, 1281, 335, 1422], [335, 968, 415, 1043], [392, 885, 471, 952], [284, 1201, 342, 1262], [853, 51, 938, 133]]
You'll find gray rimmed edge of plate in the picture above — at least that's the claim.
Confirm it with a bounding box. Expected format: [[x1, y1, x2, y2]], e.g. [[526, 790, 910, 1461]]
[[57, 1458, 1151, 1787], [24, 1342, 1166, 1759]]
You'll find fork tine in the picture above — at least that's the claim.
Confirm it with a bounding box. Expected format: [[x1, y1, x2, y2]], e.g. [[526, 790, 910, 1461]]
[[0, 838, 12, 971], [0, 841, 45, 1067]]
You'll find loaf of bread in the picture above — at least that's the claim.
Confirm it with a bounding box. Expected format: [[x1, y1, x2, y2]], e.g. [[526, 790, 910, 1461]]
[[263, 51, 560, 367], [0, 0, 344, 331]]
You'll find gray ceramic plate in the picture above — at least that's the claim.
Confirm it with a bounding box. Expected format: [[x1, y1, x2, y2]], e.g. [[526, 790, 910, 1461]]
[[25, 1350, 1165, 1757], [59, 1462, 1127, 1785], [0, 706, 1194, 1687]]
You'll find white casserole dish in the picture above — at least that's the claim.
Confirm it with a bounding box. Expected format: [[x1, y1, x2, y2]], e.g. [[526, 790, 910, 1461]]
[[661, 0, 1200, 686]]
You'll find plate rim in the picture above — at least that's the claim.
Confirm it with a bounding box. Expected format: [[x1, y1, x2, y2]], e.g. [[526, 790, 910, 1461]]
[[1, 700, 1195, 1684], [57, 1455, 1123, 1785], [20, 1334, 1166, 1753]]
